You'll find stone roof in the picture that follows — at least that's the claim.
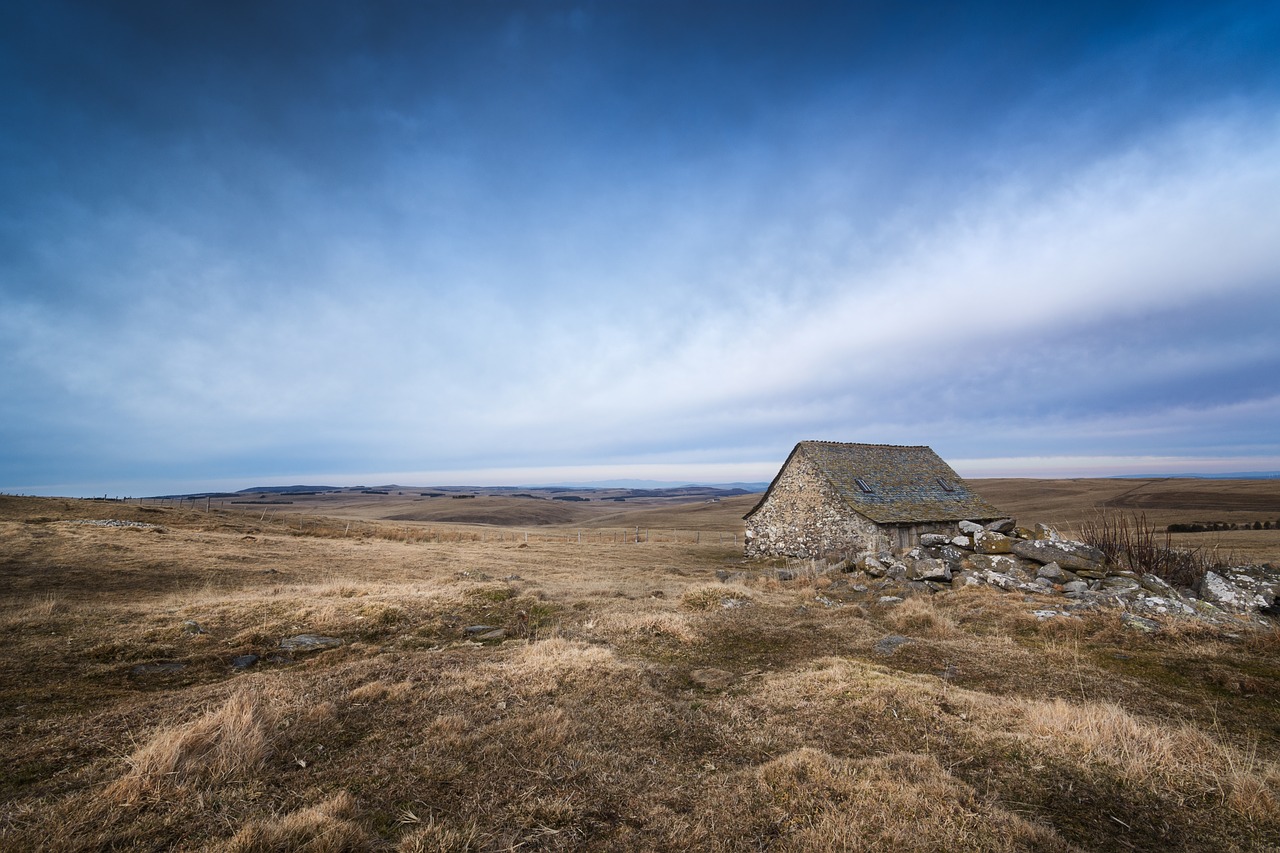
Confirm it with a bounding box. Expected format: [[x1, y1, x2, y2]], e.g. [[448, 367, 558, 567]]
[[746, 441, 1003, 525]]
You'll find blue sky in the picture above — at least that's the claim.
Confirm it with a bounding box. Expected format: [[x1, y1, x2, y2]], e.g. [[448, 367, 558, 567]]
[[3, 1, 1280, 496]]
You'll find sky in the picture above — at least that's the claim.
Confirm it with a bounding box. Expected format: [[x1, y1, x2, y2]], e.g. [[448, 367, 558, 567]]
[[3, 1, 1280, 497]]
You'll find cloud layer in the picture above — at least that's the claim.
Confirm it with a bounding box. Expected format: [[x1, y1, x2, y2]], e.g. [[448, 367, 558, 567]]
[[3, 2, 1279, 494]]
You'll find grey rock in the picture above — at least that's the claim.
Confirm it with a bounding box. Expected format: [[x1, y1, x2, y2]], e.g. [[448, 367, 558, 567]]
[[1035, 523, 1062, 541], [231, 654, 259, 669], [862, 556, 886, 577], [279, 634, 344, 652], [951, 536, 972, 549], [775, 569, 796, 581], [1101, 576, 1141, 591], [959, 520, 985, 534], [981, 571, 1019, 591], [906, 557, 951, 582], [985, 518, 1017, 534], [1062, 580, 1090, 594], [1010, 539, 1107, 572], [919, 533, 950, 547], [878, 595, 904, 605], [973, 530, 1013, 555], [873, 634, 912, 655], [1037, 562, 1068, 582], [473, 628, 507, 641], [1199, 571, 1267, 612], [1121, 613, 1161, 633]]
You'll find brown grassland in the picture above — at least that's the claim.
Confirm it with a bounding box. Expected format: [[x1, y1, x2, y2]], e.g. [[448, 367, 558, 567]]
[[1, 478, 1279, 851]]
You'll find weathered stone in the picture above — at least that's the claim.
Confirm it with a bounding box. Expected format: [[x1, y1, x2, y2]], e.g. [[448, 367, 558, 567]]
[[973, 530, 1013, 555], [861, 555, 885, 577], [981, 571, 1019, 591], [1013, 526, 1037, 540], [182, 620, 206, 635], [1101, 576, 1141, 591], [1062, 580, 1090, 594], [1199, 571, 1268, 612], [280, 634, 343, 652], [775, 569, 796, 581], [985, 518, 1017, 534], [1037, 562, 1067, 582], [1035, 523, 1062, 541], [1076, 569, 1107, 579], [1121, 613, 1160, 633], [231, 654, 259, 669], [873, 634, 912, 655], [951, 536, 972, 548], [883, 561, 908, 580], [919, 533, 950, 547], [1010, 539, 1106, 572], [959, 520, 985, 534], [906, 557, 951, 582], [878, 595, 904, 605], [963, 553, 1021, 574], [474, 628, 507, 641], [951, 571, 980, 589]]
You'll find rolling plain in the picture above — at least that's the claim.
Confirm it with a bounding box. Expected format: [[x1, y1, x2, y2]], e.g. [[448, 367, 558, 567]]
[[1, 478, 1278, 851]]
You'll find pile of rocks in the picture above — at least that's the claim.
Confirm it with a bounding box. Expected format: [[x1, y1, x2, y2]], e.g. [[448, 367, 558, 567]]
[[854, 518, 1280, 626]]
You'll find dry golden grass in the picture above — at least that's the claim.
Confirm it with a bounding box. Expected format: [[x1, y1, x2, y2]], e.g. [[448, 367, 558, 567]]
[[105, 688, 272, 805], [1, 493, 1279, 851]]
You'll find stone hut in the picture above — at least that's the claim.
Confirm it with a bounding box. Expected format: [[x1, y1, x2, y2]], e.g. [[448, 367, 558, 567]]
[[743, 441, 1003, 558]]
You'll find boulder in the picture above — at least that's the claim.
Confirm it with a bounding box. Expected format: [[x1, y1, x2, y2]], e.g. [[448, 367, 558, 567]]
[[1036, 562, 1068, 582], [906, 557, 951, 582], [919, 533, 950, 547], [279, 634, 343, 653], [951, 535, 972, 549], [981, 571, 1019, 591], [1199, 571, 1268, 612], [973, 530, 1013, 555], [985, 518, 1017, 534], [959, 520, 985, 535], [1010, 539, 1107, 573], [1034, 523, 1062, 541], [873, 634, 912, 655], [1121, 613, 1161, 633]]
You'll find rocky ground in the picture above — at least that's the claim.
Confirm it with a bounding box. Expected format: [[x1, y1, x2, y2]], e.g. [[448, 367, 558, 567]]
[[737, 518, 1280, 631]]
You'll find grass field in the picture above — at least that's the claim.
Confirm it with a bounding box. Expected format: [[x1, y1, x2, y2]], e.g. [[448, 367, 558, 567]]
[[1, 481, 1279, 851]]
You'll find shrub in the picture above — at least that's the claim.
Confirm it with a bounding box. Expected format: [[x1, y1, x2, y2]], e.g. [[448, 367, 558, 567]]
[[1081, 512, 1223, 588]]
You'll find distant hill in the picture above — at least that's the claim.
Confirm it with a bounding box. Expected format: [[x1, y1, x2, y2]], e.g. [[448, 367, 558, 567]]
[[1113, 472, 1280, 480], [237, 485, 343, 494], [526, 480, 770, 491]]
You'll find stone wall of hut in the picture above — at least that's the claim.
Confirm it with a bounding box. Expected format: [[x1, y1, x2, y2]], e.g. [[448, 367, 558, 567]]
[[744, 449, 886, 558]]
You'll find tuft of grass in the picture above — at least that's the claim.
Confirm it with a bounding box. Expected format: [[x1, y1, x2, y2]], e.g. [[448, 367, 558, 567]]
[[104, 688, 272, 805], [681, 583, 755, 611], [224, 791, 372, 852]]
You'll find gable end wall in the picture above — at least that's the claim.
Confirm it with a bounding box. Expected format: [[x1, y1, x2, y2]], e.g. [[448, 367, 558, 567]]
[[744, 450, 886, 558]]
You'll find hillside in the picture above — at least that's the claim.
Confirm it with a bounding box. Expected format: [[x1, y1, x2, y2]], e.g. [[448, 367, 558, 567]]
[[1, 491, 1277, 851]]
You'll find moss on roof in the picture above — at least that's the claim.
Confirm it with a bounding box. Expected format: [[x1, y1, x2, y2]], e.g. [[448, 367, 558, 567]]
[[746, 441, 1003, 524]]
